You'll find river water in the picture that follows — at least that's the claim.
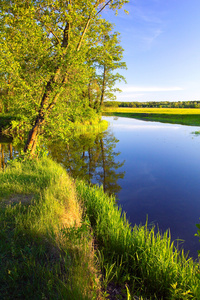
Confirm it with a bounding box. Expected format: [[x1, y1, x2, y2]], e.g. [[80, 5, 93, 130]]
[[102, 117, 200, 259], [1, 116, 200, 258]]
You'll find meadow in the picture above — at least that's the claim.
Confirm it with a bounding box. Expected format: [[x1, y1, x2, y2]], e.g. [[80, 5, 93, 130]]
[[103, 107, 200, 126]]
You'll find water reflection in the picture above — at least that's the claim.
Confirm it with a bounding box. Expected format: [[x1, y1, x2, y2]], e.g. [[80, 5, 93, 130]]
[[47, 130, 125, 196], [0, 136, 14, 170], [0, 130, 125, 196]]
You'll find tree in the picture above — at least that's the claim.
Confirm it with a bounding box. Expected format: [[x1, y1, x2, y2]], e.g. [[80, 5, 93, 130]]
[[86, 22, 127, 110], [0, 0, 129, 155]]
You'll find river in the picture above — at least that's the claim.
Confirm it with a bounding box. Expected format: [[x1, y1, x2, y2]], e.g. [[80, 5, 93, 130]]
[[1, 116, 200, 258], [102, 117, 200, 259]]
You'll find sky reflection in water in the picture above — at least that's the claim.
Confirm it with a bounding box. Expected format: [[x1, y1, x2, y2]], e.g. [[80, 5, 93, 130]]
[[103, 116, 200, 259]]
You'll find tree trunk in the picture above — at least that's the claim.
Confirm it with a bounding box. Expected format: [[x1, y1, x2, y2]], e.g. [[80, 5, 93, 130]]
[[0, 144, 2, 169], [24, 118, 42, 154], [100, 137, 106, 192], [88, 148, 92, 183], [88, 82, 93, 108], [9, 144, 13, 160], [24, 62, 62, 153], [1, 144, 5, 170], [66, 144, 72, 174], [100, 65, 106, 107]]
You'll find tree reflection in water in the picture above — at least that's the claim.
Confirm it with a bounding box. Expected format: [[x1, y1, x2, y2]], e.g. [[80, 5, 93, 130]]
[[0, 136, 14, 170], [48, 129, 125, 196], [0, 130, 125, 196]]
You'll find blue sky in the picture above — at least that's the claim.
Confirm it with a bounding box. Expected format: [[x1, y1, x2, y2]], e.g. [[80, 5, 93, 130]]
[[103, 0, 200, 102]]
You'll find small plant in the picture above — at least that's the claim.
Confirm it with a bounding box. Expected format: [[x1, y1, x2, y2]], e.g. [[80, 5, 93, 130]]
[[195, 222, 200, 256]]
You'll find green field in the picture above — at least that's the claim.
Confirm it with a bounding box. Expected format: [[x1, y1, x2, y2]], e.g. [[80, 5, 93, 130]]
[[103, 107, 200, 126]]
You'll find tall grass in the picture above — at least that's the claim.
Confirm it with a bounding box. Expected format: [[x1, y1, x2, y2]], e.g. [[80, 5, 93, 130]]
[[76, 182, 200, 299], [0, 158, 101, 299]]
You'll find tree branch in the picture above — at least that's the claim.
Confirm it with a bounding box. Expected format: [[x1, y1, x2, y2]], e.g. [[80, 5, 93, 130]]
[[76, 0, 114, 52], [76, 17, 91, 51], [95, 0, 113, 16], [46, 25, 61, 44], [62, 22, 70, 48]]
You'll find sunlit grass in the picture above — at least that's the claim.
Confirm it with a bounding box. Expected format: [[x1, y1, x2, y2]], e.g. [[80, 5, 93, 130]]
[[0, 158, 101, 299], [76, 181, 200, 299], [103, 107, 200, 126], [103, 107, 200, 114]]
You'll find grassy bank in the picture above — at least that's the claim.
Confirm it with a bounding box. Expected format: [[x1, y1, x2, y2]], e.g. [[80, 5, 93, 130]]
[[0, 158, 101, 299], [103, 107, 200, 126], [76, 181, 200, 299], [1, 157, 200, 299]]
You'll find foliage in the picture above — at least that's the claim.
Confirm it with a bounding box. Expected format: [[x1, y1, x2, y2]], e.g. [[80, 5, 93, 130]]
[[0, 0, 129, 154], [86, 22, 127, 110], [0, 114, 21, 132]]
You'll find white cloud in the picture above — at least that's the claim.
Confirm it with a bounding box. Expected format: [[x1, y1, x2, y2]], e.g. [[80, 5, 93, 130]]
[[133, 3, 163, 24], [142, 29, 163, 48], [117, 93, 145, 98], [119, 86, 184, 93]]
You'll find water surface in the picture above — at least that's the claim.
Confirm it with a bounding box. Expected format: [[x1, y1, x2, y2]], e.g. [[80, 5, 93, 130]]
[[103, 117, 200, 258], [1, 117, 200, 258]]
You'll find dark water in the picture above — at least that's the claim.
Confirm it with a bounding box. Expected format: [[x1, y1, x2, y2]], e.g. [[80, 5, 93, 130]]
[[1, 117, 200, 258]]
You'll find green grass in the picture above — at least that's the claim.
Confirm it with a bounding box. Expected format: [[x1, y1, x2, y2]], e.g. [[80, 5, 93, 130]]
[[76, 181, 200, 299], [0, 157, 101, 299], [103, 107, 200, 126], [1, 156, 200, 299]]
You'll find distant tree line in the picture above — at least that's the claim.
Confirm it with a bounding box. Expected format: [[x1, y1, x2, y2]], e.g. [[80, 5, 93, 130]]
[[104, 101, 200, 108]]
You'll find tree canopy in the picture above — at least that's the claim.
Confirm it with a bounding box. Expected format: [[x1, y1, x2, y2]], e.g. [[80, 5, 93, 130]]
[[0, 0, 128, 154]]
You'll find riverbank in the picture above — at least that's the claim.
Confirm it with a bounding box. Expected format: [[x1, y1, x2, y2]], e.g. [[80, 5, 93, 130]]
[[1, 157, 200, 299], [0, 157, 102, 299], [0, 113, 108, 137], [103, 107, 200, 126]]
